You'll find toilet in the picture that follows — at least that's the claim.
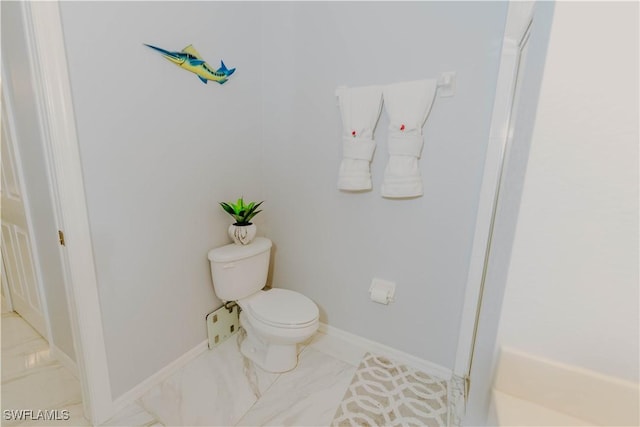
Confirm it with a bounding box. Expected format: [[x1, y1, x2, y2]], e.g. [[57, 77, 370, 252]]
[[208, 237, 319, 373]]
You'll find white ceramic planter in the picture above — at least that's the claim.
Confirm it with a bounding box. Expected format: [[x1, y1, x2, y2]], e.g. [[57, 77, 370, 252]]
[[228, 223, 257, 245]]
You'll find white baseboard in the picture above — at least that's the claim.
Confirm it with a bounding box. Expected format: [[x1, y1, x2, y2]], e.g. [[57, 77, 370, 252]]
[[318, 323, 452, 380], [112, 339, 208, 413], [50, 344, 79, 379], [494, 346, 640, 427]]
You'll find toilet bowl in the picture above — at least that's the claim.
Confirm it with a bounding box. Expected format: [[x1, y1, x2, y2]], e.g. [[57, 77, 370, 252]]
[[239, 288, 318, 372], [208, 238, 319, 373]]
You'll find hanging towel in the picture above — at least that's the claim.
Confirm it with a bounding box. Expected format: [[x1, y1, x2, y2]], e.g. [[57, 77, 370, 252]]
[[336, 85, 384, 191], [381, 80, 437, 198]]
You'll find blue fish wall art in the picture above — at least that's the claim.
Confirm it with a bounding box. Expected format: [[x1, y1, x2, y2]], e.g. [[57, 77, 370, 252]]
[[144, 43, 236, 85]]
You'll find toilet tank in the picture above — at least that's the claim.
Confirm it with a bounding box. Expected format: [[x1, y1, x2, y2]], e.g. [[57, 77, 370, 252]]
[[208, 237, 272, 302]]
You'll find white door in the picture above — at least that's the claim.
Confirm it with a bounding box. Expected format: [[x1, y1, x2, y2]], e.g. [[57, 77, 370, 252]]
[[1, 96, 48, 337]]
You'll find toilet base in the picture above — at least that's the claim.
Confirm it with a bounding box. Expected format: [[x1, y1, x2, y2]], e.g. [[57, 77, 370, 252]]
[[240, 335, 298, 373], [239, 312, 307, 373]]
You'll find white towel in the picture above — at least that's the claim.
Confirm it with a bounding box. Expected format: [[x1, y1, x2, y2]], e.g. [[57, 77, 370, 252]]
[[381, 80, 437, 198], [336, 85, 383, 191]]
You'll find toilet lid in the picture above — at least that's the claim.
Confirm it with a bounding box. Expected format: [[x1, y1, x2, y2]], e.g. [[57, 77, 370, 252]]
[[245, 289, 319, 328]]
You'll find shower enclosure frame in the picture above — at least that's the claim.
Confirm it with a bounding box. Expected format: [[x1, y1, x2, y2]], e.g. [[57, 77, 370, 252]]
[[452, 1, 557, 423], [453, 0, 536, 406]]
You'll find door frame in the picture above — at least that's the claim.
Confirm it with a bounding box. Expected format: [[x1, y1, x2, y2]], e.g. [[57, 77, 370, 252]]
[[1, 252, 14, 311], [1, 86, 14, 314], [453, 1, 536, 384], [23, 2, 114, 423], [1, 79, 52, 340], [0, 88, 13, 312]]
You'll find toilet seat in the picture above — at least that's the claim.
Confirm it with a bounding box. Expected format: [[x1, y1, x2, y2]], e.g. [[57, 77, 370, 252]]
[[243, 289, 319, 329]]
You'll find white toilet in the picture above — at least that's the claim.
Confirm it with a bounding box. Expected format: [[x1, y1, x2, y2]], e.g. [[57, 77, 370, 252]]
[[208, 237, 319, 373]]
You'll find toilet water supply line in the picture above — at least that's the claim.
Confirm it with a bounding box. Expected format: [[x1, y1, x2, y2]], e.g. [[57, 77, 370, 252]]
[[224, 300, 238, 313]]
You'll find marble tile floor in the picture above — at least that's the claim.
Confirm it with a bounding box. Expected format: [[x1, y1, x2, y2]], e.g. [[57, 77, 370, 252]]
[[3, 301, 446, 427], [120, 330, 367, 427], [1, 301, 364, 427], [1, 302, 92, 427]]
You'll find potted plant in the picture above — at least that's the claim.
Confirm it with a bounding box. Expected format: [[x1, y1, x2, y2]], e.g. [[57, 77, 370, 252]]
[[220, 197, 263, 245]]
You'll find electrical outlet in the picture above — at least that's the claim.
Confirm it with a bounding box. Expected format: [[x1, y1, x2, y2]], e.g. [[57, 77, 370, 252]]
[[206, 304, 240, 349]]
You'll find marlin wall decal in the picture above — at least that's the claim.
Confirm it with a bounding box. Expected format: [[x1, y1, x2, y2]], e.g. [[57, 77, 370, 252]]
[[144, 43, 235, 85]]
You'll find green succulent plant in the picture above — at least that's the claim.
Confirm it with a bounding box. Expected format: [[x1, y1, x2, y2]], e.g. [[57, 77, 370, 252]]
[[219, 197, 263, 226]]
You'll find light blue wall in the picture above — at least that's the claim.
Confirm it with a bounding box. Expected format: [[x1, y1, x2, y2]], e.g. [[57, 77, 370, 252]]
[[60, 1, 265, 398], [60, 1, 508, 398], [261, 2, 508, 368]]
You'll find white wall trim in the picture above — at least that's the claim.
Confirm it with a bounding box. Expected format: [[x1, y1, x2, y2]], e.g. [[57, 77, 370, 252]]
[[25, 2, 114, 424], [493, 347, 640, 427], [112, 340, 209, 413], [319, 323, 452, 380], [453, 2, 535, 380], [20, 0, 78, 361], [0, 91, 12, 309], [51, 344, 79, 379]]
